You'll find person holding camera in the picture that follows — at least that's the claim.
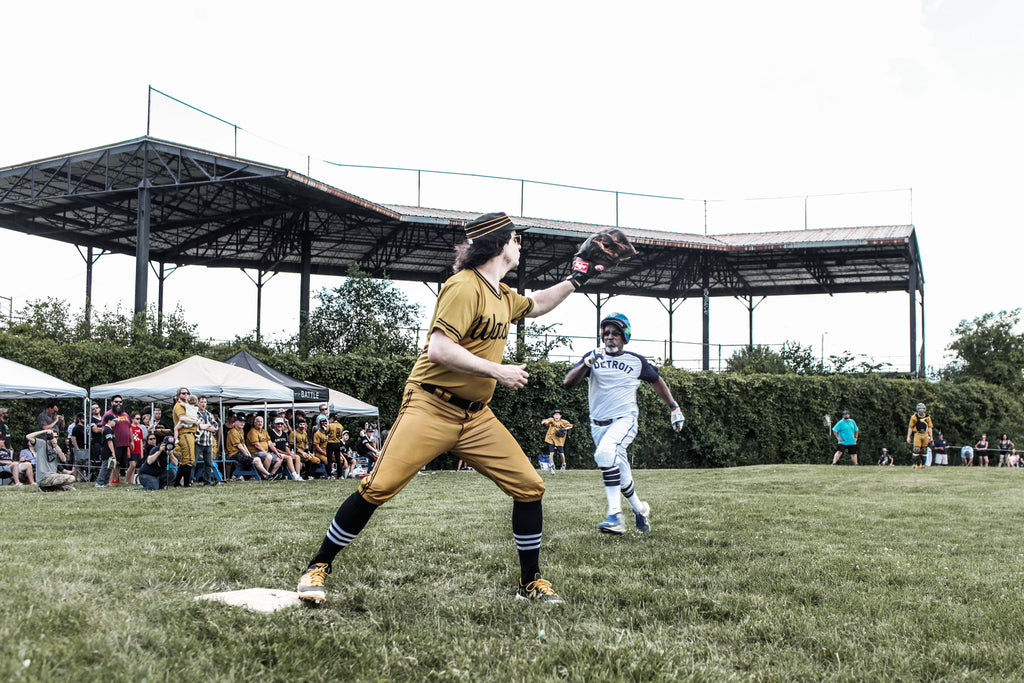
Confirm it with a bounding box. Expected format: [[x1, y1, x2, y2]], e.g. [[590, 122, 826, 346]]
[[139, 436, 179, 490], [27, 429, 75, 491], [36, 402, 64, 436]]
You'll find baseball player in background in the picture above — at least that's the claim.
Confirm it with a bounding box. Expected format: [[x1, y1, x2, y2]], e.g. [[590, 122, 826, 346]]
[[540, 410, 573, 472], [906, 402, 933, 469], [563, 313, 685, 535], [297, 212, 622, 605]]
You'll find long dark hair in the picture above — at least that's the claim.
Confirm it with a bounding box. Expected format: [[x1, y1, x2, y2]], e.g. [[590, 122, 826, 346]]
[[453, 233, 511, 272]]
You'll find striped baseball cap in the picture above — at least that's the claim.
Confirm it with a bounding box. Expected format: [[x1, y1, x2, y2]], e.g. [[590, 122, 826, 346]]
[[464, 212, 525, 240]]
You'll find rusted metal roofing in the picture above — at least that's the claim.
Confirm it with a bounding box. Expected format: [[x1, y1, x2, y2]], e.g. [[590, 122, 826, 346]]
[[0, 136, 923, 302]]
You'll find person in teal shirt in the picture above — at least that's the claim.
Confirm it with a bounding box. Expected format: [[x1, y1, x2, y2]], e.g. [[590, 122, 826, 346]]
[[831, 409, 859, 465]]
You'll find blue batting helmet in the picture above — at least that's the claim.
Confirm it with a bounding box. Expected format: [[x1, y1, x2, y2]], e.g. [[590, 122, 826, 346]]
[[600, 313, 631, 343]]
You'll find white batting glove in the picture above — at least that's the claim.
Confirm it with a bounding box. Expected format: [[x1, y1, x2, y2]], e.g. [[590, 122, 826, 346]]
[[670, 407, 685, 432], [583, 347, 604, 367]]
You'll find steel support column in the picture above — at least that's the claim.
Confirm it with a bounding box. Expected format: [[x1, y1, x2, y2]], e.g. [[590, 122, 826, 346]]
[[909, 263, 918, 376], [134, 185, 151, 315], [702, 269, 711, 371], [299, 228, 312, 358]]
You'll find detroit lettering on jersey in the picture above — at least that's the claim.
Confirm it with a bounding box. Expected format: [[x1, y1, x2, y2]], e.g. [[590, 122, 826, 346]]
[[578, 350, 661, 422]]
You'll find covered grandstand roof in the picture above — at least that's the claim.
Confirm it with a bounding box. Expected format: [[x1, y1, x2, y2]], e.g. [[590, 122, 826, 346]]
[[0, 136, 923, 301]]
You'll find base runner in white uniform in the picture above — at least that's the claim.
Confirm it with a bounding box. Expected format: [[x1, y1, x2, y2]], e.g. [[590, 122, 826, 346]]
[[563, 313, 685, 535]]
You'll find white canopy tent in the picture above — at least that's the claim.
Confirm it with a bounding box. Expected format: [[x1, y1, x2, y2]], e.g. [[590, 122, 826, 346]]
[[232, 388, 379, 420], [0, 357, 88, 399], [90, 355, 294, 403]]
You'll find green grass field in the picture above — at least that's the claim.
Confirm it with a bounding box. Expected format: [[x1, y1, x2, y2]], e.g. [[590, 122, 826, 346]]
[[3, 465, 1024, 682]]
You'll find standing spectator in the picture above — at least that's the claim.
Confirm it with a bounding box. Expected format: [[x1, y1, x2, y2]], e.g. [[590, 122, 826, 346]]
[[831, 409, 860, 465], [89, 403, 103, 475], [906, 403, 933, 469], [139, 412, 152, 440], [126, 413, 144, 485], [27, 429, 75, 491], [961, 444, 974, 466], [998, 434, 1015, 468], [194, 396, 220, 486], [326, 414, 347, 478], [150, 407, 172, 441], [975, 433, 990, 467], [102, 396, 132, 485], [877, 448, 894, 466], [540, 411, 573, 472], [70, 413, 89, 481], [0, 407, 10, 452], [36, 401, 64, 434], [315, 403, 330, 429], [96, 413, 119, 487], [933, 432, 949, 466], [139, 436, 178, 491], [172, 387, 199, 487]]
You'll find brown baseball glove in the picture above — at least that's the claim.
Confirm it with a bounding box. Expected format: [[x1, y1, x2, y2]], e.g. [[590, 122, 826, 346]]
[[566, 229, 638, 288]]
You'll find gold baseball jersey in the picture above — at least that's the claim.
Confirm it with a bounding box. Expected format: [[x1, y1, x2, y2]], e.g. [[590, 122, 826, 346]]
[[408, 268, 534, 404], [225, 428, 245, 457], [172, 403, 197, 435], [246, 427, 270, 453], [908, 414, 933, 433], [291, 430, 309, 452], [326, 422, 343, 444], [312, 430, 328, 454], [542, 418, 573, 446]]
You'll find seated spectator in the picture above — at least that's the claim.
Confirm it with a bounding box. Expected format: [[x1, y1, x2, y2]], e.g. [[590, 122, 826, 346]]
[[877, 448, 894, 466], [1009, 449, 1021, 468], [291, 420, 325, 478], [1, 446, 35, 486], [247, 415, 286, 480], [226, 415, 270, 480], [269, 417, 303, 481], [139, 436, 179, 490], [312, 420, 331, 477], [27, 429, 75, 491]]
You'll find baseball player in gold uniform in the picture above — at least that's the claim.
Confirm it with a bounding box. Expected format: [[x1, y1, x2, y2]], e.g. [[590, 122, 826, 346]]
[[541, 411, 573, 471], [298, 211, 602, 605], [172, 387, 198, 486], [906, 402, 933, 469]]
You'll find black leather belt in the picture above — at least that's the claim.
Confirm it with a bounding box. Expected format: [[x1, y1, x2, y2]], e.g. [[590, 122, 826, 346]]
[[592, 418, 614, 426], [420, 383, 485, 412]]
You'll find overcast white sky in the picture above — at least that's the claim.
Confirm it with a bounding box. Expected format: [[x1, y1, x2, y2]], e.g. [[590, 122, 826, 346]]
[[2, 0, 1022, 372]]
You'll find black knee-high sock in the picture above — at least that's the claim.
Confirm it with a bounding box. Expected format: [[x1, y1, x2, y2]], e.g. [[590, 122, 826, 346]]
[[310, 492, 378, 568], [512, 499, 543, 583], [182, 464, 193, 487]]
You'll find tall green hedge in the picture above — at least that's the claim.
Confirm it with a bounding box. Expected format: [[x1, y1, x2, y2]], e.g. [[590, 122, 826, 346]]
[[2, 331, 1021, 468]]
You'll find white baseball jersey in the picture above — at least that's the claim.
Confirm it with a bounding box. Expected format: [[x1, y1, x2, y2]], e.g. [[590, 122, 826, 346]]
[[576, 350, 661, 421]]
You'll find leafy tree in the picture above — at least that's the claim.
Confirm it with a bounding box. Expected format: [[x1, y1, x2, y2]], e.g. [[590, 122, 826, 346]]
[[941, 309, 1024, 393], [780, 341, 827, 375], [5, 298, 208, 356], [726, 345, 790, 374], [305, 265, 423, 357], [507, 322, 573, 362]]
